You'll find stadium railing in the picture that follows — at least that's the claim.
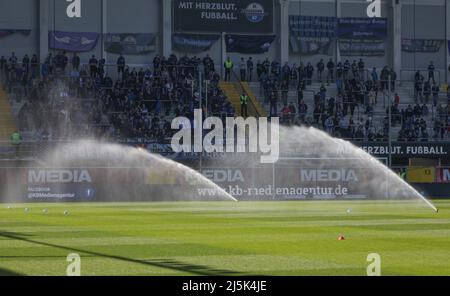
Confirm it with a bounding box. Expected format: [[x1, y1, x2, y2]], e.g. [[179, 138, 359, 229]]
[[400, 69, 443, 86], [1, 63, 449, 142]]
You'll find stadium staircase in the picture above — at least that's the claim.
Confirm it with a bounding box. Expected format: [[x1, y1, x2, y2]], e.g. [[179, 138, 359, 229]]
[[241, 82, 267, 117], [219, 81, 267, 117], [219, 81, 241, 115], [0, 85, 17, 143]]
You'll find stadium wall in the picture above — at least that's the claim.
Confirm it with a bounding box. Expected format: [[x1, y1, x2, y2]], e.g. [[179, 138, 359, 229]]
[[0, 0, 39, 59], [401, 1, 447, 81], [48, 0, 103, 61], [340, 0, 391, 68], [171, 2, 280, 72], [1, 164, 450, 202], [105, 0, 160, 65], [0, 0, 450, 78], [223, 1, 280, 73], [288, 0, 338, 67], [47, 0, 160, 65]]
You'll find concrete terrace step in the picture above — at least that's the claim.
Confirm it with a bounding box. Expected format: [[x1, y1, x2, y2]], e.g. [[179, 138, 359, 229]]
[[0, 86, 18, 142]]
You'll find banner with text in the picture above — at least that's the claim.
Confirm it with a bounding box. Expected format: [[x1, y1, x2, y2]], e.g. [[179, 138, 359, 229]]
[[172, 33, 220, 53], [356, 142, 450, 158], [173, 0, 274, 33], [337, 18, 387, 56], [132, 141, 450, 160], [339, 39, 385, 56], [337, 18, 387, 40], [289, 15, 337, 38], [437, 168, 450, 183], [199, 160, 386, 200]]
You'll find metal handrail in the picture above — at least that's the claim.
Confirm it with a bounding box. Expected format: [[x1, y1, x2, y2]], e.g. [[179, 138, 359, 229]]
[[1, 136, 450, 148], [400, 69, 442, 86], [0, 66, 448, 147]]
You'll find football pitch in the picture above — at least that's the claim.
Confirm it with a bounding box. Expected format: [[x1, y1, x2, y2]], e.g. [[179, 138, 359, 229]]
[[0, 200, 449, 276]]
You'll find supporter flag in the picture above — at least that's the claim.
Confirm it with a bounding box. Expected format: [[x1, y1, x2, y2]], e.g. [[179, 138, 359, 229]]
[[0, 29, 31, 38], [289, 15, 337, 38], [289, 37, 333, 55], [49, 31, 99, 52], [225, 34, 276, 54], [288, 15, 336, 56], [104, 33, 156, 55], [172, 34, 220, 53], [402, 39, 444, 53]]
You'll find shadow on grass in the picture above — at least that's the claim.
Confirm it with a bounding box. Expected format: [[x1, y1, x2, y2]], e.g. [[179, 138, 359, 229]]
[[0, 268, 22, 276], [0, 231, 238, 276]]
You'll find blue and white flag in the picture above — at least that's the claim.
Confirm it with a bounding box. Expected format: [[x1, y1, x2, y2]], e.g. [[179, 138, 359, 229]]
[[49, 31, 99, 52]]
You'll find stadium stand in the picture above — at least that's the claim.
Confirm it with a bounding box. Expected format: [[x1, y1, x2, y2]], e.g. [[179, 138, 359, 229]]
[[1, 51, 449, 149], [1, 52, 238, 145], [0, 0, 449, 161]]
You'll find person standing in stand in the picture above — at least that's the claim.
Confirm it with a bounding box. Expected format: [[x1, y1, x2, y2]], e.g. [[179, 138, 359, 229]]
[[117, 54, 126, 80], [239, 57, 246, 81], [247, 57, 254, 82], [327, 58, 335, 85], [240, 92, 249, 117], [317, 59, 324, 83], [71, 53, 80, 71], [89, 55, 98, 78], [224, 57, 233, 82]]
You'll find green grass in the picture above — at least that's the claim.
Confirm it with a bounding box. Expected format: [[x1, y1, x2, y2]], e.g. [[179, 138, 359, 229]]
[[0, 200, 449, 276]]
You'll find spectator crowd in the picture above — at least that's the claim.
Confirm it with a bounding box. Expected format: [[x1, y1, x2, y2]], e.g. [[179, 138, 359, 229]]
[[0, 51, 235, 142], [0, 51, 449, 144]]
